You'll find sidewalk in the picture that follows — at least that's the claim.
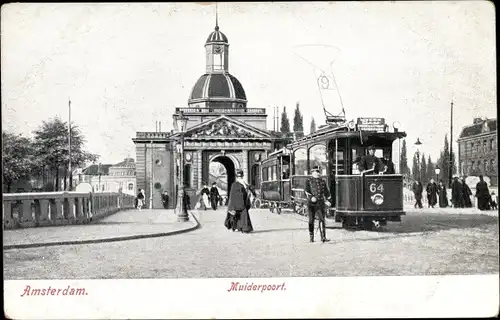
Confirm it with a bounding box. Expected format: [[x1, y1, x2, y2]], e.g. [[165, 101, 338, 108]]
[[403, 204, 498, 217], [3, 209, 199, 249]]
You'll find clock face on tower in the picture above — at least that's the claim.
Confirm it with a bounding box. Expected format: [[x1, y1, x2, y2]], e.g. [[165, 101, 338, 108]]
[[213, 45, 224, 54]]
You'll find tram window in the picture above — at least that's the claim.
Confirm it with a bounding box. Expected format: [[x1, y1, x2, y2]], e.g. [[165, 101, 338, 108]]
[[262, 166, 269, 181], [271, 166, 276, 181], [309, 145, 328, 174], [293, 148, 308, 176]]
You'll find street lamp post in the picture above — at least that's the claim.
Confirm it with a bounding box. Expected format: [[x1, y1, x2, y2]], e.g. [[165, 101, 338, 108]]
[[435, 167, 440, 182], [174, 113, 189, 222], [415, 138, 422, 182]]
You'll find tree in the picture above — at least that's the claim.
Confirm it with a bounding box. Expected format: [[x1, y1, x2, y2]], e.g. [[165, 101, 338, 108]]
[[33, 117, 99, 191], [293, 102, 304, 138], [420, 153, 427, 182], [399, 139, 410, 176], [436, 134, 457, 186], [310, 117, 316, 134], [412, 153, 420, 181], [2, 132, 38, 192], [280, 106, 290, 134], [426, 155, 435, 182]]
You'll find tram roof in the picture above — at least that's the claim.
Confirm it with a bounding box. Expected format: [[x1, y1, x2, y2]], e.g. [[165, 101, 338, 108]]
[[288, 123, 406, 149]]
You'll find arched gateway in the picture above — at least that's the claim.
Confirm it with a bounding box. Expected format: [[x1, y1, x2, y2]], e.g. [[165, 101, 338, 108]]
[[132, 22, 288, 209]]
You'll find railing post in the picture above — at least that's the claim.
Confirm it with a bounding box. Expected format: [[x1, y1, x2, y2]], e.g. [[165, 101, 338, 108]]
[[38, 199, 50, 226], [20, 199, 36, 227], [3, 200, 15, 229]]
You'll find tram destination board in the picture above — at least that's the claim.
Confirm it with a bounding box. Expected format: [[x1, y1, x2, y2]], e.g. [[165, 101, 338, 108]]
[[357, 117, 386, 132]]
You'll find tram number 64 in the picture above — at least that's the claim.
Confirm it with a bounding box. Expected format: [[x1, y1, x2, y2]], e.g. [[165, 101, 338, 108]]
[[369, 183, 384, 193]]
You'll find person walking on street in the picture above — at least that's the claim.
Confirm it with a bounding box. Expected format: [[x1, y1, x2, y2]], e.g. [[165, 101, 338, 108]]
[[437, 180, 449, 208], [412, 181, 423, 209], [451, 177, 464, 208], [210, 182, 220, 210], [304, 165, 331, 243], [161, 191, 169, 209], [461, 177, 473, 208], [136, 189, 145, 211], [224, 169, 254, 233], [475, 175, 491, 211], [426, 178, 438, 208]]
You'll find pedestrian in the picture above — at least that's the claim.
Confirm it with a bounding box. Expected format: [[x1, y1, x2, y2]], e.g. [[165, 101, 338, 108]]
[[224, 169, 253, 233], [197, 183, 210, 210], [437, 180, 449, 208], [461, 177, 473, 208], [210, 182, 220, 210], [451, 177, 464, 208], [490, 192, 497, 210], [359, 146, 382, 174], [137, 189, 145, 211], [304, 165, 331, 243], [161, 190, 169, 209], [183, 189, 191, 212], [475, 175, 491, 211], [412, 180, 423, 209], [426, 178, 438, 208]]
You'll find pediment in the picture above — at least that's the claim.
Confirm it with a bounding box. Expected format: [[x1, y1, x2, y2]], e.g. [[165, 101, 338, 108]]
[[183, 116, 270, 139]]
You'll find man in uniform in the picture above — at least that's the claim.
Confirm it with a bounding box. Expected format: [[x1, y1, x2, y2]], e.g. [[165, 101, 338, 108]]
[[359, 146, 382, 174], [304, 165, 331, 243]]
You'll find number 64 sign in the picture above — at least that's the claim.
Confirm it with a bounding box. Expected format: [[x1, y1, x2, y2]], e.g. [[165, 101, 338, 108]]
[[369, 183, 384, 193]]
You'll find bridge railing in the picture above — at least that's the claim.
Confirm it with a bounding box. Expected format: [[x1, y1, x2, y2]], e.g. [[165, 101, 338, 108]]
[[2, 191, 136, 230]]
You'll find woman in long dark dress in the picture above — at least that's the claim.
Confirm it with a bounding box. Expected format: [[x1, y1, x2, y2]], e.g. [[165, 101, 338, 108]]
[[438, 180, 448, 208], [224, 169, 253, 233], [475, 175, 491, 211], [426, 179, 438, 208], [461, 178, 473, 208]]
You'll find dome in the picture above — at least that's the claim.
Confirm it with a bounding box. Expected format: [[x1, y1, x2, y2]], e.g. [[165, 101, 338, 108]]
[[206, 26, 228, 44], [189, 73, 247, 102]]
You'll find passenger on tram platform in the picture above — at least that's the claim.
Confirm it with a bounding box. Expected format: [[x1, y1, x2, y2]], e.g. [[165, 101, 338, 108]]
[[381, 157, 395, 174], [359, 146, 382, 174]]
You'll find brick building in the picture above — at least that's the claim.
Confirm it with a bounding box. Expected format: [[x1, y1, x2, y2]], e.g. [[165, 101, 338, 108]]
[[457, 118, 497, 186]]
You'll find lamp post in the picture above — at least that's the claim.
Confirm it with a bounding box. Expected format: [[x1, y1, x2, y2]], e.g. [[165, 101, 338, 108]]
[[174, 112, 189, 222], [435, 167, 440, 182], [415, 138, 422, 182]]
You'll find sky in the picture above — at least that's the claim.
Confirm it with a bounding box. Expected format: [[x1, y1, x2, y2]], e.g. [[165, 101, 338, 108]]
[[1, 2, 496, 165]]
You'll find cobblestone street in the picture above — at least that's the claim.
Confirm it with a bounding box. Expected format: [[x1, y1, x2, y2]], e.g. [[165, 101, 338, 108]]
[[4, 207, 498, 279]]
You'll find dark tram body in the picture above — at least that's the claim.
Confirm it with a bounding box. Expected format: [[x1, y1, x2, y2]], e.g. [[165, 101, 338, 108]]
[[258, 117, 407, 229]]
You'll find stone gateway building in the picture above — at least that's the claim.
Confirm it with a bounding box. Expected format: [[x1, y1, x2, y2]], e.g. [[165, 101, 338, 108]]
[[133, 23, 286, 209]]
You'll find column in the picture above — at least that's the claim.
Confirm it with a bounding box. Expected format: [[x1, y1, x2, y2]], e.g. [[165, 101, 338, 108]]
[[242, 150, 249, 184], [197, 150, 203, 190]]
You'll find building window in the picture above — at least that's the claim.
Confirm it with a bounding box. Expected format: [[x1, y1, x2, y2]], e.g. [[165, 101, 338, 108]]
[[128, 183, 134, 190], [477, 160, 482, 173], [483, 140, 487, 153], [184, 164, 191, 188], [490, 139, 494, 151], [485, 160, 489, 172], [491, 159, 495, 172]]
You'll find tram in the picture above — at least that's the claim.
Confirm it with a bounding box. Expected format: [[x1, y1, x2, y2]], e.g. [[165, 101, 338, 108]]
[[259, 117, 406, 229]]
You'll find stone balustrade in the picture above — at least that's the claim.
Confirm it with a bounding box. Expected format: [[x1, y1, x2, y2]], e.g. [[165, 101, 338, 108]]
[[2, 191, 136, 230]]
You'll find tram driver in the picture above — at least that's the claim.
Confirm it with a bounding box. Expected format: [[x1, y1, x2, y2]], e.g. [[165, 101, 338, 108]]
[[359, 145, 382, 174]]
